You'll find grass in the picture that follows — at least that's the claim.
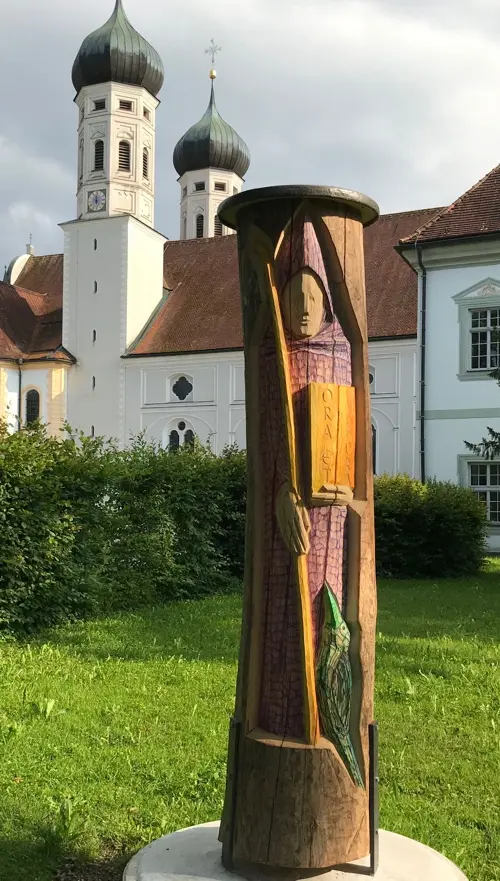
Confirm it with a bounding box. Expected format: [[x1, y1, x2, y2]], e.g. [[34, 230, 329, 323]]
[[0, 563, 499, 881]]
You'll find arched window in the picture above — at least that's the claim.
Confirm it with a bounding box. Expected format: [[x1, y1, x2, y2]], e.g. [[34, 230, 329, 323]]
[[25, 389, 40, 425], [183, 216, 187, 240], [372, 424, 377, 475], [142, 147, 149, 179], [196, 214, 204, 238], [167, 421, 196, 450], [368, 366, 375, 390], [169, 430, 180, 450], [214, 215, 223, 236], [93, 238, 98, 251], [94, 140, 104, 171], [118, 140, 131, 172], [78, 140, 84, 181]]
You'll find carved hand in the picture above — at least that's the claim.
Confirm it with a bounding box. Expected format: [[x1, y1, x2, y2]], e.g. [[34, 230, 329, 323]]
[[276, 484, 311, 555], [311, 485, 354, 507]]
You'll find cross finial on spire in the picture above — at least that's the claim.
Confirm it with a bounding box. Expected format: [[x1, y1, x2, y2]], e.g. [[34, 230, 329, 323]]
[[205, 38, 221, 66]]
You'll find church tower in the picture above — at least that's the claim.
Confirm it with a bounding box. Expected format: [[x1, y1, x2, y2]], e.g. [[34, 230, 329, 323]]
[[61, 0, 166, 443], [72, 0, 163, 227], [173, 64, 250, 240]]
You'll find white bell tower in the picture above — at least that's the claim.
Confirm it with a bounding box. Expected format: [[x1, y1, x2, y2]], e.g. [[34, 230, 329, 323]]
[[62, 0, 166, 444], [76, 82, 159, 228]]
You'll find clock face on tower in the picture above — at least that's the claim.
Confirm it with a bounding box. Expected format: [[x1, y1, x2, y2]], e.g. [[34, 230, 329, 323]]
[[88, 190, 106, 213]]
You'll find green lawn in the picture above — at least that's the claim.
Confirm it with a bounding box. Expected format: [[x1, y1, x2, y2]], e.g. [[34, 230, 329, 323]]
[[1, 563, 499, 881]]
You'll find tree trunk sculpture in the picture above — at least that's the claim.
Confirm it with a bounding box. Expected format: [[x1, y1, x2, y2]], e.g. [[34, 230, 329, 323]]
[[218, 186, 380, 871]]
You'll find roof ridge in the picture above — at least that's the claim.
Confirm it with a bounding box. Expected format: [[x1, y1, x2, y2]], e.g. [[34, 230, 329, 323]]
[[379, 206, 444, 219], [400, 161, 500, 243]]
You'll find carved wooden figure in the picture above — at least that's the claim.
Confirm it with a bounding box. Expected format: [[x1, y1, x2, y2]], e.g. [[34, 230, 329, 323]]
[[218, 186, 379, 871]]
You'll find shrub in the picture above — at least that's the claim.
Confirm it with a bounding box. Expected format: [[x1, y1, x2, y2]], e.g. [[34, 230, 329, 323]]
[[0, 424, 246, 634], [374, 474, 487, 578]]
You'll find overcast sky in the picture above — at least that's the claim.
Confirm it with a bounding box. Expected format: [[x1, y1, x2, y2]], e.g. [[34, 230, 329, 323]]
[[1, 0, 500, 270]]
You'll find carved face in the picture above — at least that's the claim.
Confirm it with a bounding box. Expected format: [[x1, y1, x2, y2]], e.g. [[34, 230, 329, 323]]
[[281, 269, 326, 339]]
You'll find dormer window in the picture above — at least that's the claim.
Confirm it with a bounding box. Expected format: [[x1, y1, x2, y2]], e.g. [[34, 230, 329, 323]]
[[93, 99, 106, 111], [194, 182, 205, 192], [214, 181, 226, 192], [119, 100, 133, 111]]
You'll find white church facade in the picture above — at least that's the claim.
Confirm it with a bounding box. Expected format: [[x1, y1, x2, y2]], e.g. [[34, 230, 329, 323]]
[[1, 0, 500, 546]]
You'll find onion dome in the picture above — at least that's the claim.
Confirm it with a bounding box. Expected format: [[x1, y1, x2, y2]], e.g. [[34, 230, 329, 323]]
[[72, 0, 164, 98], [173, 78, 250, 179]]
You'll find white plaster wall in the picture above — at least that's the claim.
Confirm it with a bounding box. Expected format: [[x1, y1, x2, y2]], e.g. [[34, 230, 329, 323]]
[[75, 82, 158, 227], [123, 340, 415, 471], [5, 368, 19, 432], [425, 415, 500, 552], [126, 221, 166, 347], [20, 368, 49, 425], [410, 243, 500, 549], [62, 214, 164, 442], [125, 351, 245, 452], [178, 168, 242, 239], [368, 338, 417, 476], [425, 261, 500, 411]]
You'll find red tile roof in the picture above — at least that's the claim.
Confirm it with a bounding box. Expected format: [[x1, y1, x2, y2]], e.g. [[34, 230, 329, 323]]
[[0, 281, 73, 363], [401, 163, 500, 244], [131, 236, 243, 355], [15, 254, 64, 297], [131, 208, 441, 354], [364, 207, 442, 338], [4, 207, 439, 359]]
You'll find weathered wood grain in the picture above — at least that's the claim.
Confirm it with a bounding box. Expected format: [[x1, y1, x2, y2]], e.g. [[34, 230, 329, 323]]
[[220, 190, 378, 870]]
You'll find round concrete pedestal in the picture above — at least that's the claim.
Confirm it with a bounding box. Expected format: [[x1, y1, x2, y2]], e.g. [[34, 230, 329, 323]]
[[123, 821, 468, 881]]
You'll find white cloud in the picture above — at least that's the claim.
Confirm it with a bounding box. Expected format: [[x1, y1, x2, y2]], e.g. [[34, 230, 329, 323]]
[[8, 202, 53, 232], [0, 0, 500, 266]]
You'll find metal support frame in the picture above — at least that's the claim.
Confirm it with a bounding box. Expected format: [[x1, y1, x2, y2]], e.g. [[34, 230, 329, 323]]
[[369, 721, 380, 875]]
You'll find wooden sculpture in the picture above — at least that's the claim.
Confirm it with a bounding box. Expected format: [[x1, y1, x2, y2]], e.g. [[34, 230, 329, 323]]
[[218, 186, 379, 870]]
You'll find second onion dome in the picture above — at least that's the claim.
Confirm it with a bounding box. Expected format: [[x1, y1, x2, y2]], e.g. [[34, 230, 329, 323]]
[[173, 74, 250, 179]]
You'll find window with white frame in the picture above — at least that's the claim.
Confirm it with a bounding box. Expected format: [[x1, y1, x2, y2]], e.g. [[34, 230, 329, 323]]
[[454, 280, 500, 379], [469, 461, 500, 523], [469, 308, 500, 370]]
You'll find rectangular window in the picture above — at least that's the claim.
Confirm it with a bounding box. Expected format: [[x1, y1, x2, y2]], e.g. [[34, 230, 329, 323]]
[[119, 99, 133, 111], [93, 99, 106, 111], [214, 181, 226, 192], [469, 461, 500, 523], [470, 308, 500, 370], [182, 186, 187, 199], [143, 107, 151, 121], [194, 181, 205, 191]]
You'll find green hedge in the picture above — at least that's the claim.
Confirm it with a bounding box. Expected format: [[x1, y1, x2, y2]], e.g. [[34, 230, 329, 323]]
[[374, 474, 487, 578], [0, 423, 246, 633], [0, 423, 488, 633]]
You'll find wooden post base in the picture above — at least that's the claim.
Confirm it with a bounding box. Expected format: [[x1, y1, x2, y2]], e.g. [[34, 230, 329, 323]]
[[229, 730, 369, 869]]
